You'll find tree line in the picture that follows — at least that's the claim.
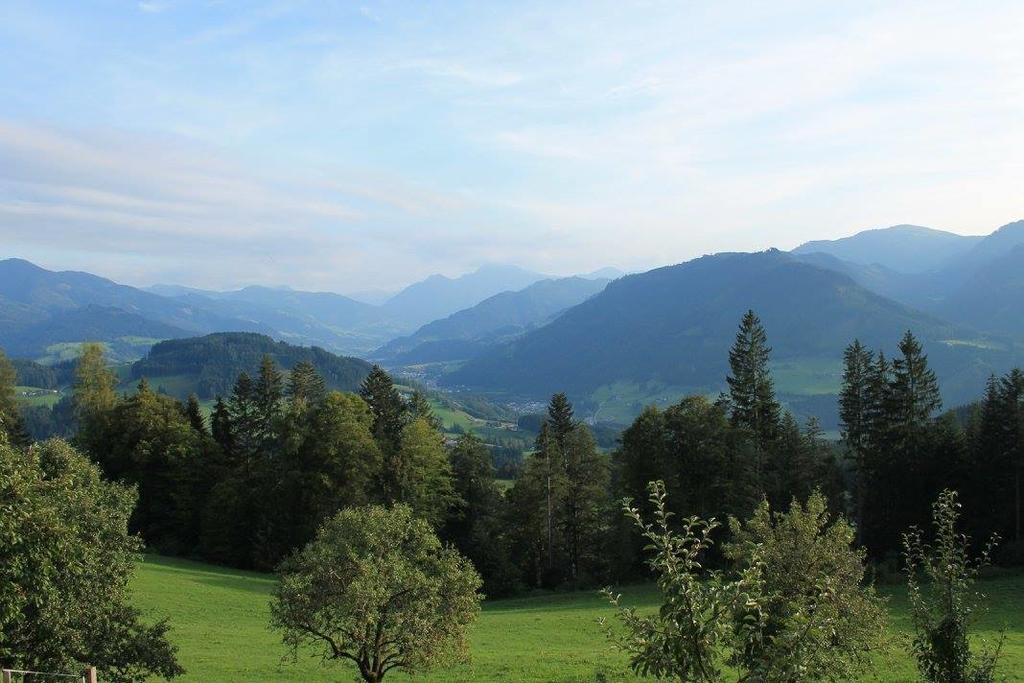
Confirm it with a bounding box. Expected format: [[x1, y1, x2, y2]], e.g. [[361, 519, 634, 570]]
[[1, 308, 1022, 593]]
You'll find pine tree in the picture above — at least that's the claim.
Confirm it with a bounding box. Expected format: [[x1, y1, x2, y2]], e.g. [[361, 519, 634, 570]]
[[254, 355, 284, 449], [839, 339, 875, 538], [184, 393, 208, 435], [890, 331, 942, 442], [726, 310, 781, 451], [999, 369, 1024, 542], [228, 372, 258, 466], [547, 392, 575, 449], [211, 395, 233, 455], [286, 360, 326, 406], [409, 390, 442, 431], [359, 365, 408, 452]]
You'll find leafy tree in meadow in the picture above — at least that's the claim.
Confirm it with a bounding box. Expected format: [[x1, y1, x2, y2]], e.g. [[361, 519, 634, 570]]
[[903, 490, 1002, 682], [270, 505, 482, 683], [360, 364, 408, 453], [726, 309, 781, 451], [0, 437, 183, 682]]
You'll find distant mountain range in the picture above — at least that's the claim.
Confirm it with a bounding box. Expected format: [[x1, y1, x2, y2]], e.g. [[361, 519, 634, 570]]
[[4, 219, 1023, 428], [373, 276, 611, 364], [443, 222, 1024, 425], [0, 259, 591, 360], [792, 224, 983, 274]]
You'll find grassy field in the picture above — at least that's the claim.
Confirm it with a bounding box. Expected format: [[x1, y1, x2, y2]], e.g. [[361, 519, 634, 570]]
[[131, 555, 1024, 682], [14, 386, 63, 407]]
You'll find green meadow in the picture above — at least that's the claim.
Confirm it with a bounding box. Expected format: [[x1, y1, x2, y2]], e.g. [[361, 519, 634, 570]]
[[132, 555, 1024, 682]]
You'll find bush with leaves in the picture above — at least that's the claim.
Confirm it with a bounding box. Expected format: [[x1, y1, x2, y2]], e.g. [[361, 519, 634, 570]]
[[603, 482, 886, 682], [725, 492, 887, 681], [270, 504, 482, 683], [601, 481, 761, 681], [0, 437, 182, 682], [903, 489, 1002, 683]]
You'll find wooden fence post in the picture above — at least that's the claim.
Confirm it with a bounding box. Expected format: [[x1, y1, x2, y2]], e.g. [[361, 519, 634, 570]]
[[84, 667, 98, 683], [2, 668, 13, 683]]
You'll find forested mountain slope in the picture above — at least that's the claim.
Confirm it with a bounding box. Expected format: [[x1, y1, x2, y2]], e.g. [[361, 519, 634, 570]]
[[446, 250, 1017, 407], [130, 332, 372, 399]]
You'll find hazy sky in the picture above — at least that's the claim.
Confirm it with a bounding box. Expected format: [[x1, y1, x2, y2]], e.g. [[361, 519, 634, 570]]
[[1, 1, 1022, 292]]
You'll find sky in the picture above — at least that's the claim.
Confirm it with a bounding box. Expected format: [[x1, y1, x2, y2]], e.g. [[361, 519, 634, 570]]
[[1, 1, 1023, 292]]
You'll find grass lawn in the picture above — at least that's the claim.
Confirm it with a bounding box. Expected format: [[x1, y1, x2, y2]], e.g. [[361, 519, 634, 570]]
[[131, 555, 1024, 682]]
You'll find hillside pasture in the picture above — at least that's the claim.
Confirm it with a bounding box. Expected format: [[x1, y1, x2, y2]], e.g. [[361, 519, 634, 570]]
[[132, 555, 1024, 682]]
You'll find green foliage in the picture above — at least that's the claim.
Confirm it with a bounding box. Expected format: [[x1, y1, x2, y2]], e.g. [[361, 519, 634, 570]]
[[360, 364, 409, 453], [903, 490, 1003, 683], [270, 505, 482, 683], [605, 482, 886, 682], [601, 481, 755, 681], [507, 395, 610, 588], [725, 492, 887, 681], [443, 433, 520, 596], [391, 417, 458, 527], [131, 332, 371, 399], [73, 342, 118, 442], [0, 438, 182, 682], [727, 309, 782, 449]]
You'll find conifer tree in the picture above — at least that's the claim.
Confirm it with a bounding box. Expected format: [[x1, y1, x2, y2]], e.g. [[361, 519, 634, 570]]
[[210, 395, 233, 455], [184, 393, 207, 435], [840, 339, 875, 537], [890, 331, 941, 442], [286, 359, 326, 406], [254, 354, 284, 447], [359, 365, 408, 452], [409, 390, 442, 431], [547, 392, 575, 449], [726, 310, 781, 450]]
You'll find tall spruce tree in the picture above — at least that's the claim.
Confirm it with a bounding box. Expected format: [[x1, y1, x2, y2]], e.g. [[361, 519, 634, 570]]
[[359, 365, 408, 453], [286, 360, 327, 406], [184, 393, 207, 435], [890, 331, 942, 442], [840, 339, 875, 538], [547, 392, 575, 449], [726, 310, 781, 451], [254, 355, 284, 449], [210, 395, 233, 456]]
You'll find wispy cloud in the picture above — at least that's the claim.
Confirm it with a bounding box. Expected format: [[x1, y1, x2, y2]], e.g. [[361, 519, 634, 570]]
[[1, 1, 1022, 289]]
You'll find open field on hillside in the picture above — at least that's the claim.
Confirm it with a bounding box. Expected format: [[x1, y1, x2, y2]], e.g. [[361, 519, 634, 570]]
[[14, 386, 63, 407], [132, 555, 1024, 682]]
